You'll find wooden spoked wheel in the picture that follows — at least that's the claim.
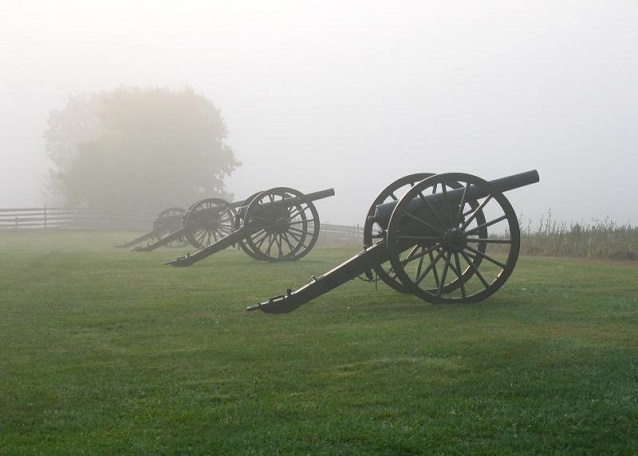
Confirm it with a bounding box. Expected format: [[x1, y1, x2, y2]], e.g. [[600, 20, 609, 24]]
[[239, 187, 320, 262], [386, 173, 520, 304], [363, 173, 434, 292], [152, 207, 188, 247], [183, 198, 236, 249]]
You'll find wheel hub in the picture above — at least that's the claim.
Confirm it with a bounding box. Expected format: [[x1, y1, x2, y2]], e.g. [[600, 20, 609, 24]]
[[273, 217, 291, 232], [442, 228, 467, 253], [204, 213, 221, 230]]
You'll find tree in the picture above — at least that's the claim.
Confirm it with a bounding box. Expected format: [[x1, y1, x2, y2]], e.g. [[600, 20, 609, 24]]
[[44, 87, 240, 213], [44, 93, 102, 204]]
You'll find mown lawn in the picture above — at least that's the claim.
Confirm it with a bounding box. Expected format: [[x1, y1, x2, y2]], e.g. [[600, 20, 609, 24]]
[[1, 230, 636, 455]]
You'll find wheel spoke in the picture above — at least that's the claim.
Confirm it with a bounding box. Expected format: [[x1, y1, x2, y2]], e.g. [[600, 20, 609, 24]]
[[284, 227, 304, 243], [460, 250, 490, 289], [290, 217, 315, 226], [401, 244, 426, 280], [251, 229, 270, 250], [263, 233, 277, 256], [466, 237, 513, 245], [465, 244, 507, 269], [288, 204, 307, 219], [428, 249, 441, 289], [270, 234, 283, 257], [465, 213, 508, 235], [461, 194, 493, 230], [436, 252, 452, 296], [400, 243, 440, 267], [414, 248, 427, 282], [413, 248, 445, 287], [280, 231, 299, 253], [452, 252, 466, 299]]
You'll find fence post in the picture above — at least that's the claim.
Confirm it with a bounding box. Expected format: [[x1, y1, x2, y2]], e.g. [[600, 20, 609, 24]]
[[44, 206, 48, 229]]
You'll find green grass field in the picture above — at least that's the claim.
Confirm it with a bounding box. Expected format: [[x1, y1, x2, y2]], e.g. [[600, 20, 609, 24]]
[[1, 230, 637, 455]]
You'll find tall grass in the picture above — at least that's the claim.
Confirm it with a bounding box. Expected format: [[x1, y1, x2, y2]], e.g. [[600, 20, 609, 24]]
[[520, 211, 637, 260]]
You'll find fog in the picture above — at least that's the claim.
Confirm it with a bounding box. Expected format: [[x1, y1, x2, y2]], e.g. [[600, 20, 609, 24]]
[[1, 0, 636, 226]]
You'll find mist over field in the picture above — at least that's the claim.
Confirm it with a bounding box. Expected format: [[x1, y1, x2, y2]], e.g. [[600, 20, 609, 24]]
[[1, 0, 636, 226]]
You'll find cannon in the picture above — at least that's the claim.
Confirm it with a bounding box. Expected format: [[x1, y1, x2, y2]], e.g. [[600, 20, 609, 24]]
[[117, 207, 187, 248], [248, 170, 540, 314], [165, 187, 335, 265], [132, 196, 253, 252]]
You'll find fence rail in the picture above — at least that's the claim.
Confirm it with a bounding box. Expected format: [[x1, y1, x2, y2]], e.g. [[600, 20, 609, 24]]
[[321, 223, 363, 241], [0, 207, 363, 240]]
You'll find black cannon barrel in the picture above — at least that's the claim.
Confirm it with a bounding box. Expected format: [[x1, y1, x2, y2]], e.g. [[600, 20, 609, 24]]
[[255, 188, 335, 208], [167, 188, 335, 266], [371, 170, 539, 229]]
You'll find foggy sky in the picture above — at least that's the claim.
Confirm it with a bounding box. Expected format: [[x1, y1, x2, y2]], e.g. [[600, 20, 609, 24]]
[[1, 0, 636, 227]]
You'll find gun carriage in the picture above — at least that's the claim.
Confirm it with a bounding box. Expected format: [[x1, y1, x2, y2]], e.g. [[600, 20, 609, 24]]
[[248, 170, 539, 314], [166, 187, 335, 266], [117, 207, 187, 248]]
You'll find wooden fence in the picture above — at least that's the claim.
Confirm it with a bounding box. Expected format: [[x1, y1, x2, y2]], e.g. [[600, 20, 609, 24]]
[[0, 206, 363, 240], [0, 207, 152, 231]]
